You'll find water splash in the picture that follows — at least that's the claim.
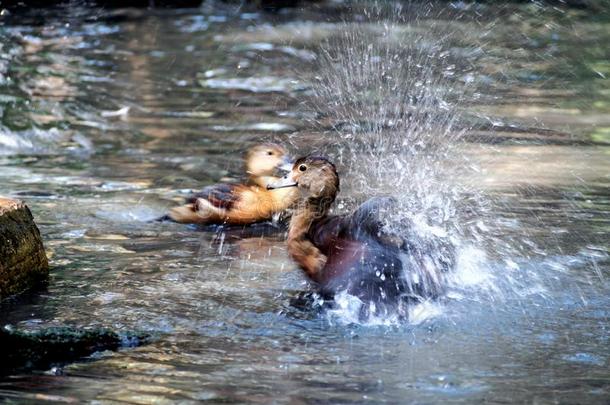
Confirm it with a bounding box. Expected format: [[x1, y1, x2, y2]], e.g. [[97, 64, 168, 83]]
[[300, 4, 519, 324]]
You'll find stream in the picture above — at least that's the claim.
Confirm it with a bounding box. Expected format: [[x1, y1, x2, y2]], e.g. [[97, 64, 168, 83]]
[[0, 2, 608, 403]]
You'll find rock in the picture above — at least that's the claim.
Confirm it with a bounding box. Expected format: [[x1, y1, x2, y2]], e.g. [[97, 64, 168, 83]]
[[0, 198, 49, 299], [0, 0, 203, 8], [0, 326, 149, 374]]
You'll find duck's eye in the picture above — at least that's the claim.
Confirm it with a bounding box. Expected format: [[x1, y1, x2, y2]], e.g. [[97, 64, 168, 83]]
[[267, 151, 274, 156], [298, 164, 307, 172]]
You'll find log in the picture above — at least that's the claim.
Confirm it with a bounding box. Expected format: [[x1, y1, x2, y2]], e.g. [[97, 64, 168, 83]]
[[0, 198, 49, 299]]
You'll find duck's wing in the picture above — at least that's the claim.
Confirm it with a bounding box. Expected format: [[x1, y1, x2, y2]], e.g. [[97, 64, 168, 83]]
[[350, 196, 454, 298], [186, 183, 242, 210], [345, 196, 397, 241], [308, 215, 346, 255], [310, 197, 451, 307], [307, 210, 405, 300], [307, 197, 397, 251], [169, 184, 246, 224]]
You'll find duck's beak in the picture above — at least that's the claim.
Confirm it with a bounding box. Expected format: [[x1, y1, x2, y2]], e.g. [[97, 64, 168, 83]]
[[277, 156, 294, 175], [267, 174, 297, 190]]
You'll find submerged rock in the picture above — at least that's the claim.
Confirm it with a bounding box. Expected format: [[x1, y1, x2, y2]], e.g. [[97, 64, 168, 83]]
[[0, 198, 49, 299], [0, 326, 149, 374]]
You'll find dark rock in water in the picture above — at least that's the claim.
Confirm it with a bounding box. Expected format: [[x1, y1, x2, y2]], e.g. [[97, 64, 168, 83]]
[[0, 0, 204, 8], [0, 198, 49, 299], [12, 191, 56, 199], [0, 326, 149, 374], [249, 0, 302, 11], [156, 174, 200, 188], [0, 0, 307, 11]]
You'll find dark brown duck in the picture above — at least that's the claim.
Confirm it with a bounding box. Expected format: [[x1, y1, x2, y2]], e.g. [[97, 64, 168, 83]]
[[269, 156, 452, 318]]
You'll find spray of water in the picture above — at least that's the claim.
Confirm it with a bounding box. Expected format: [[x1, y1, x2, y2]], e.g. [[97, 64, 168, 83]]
[[299, 3, 610, 325], [300, 4, 505, 324]]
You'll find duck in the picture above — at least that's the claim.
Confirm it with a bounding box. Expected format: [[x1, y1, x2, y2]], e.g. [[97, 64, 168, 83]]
[[167, 143, 299, 225], [268, 156, 452, 318]]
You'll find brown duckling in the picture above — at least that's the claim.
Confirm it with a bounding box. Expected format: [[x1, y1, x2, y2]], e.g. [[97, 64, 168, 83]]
[[168, 143, 298, 225], [268, 156, 450, 318]]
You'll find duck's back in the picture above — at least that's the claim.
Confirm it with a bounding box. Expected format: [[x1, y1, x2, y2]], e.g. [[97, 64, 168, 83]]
[[308, 197, 448, 314]]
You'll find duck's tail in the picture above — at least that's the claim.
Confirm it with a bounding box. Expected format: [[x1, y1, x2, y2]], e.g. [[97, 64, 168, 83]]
[[167, 200, 225, 224], [152, 214, 174, 223], [167, 203, 200, 223]]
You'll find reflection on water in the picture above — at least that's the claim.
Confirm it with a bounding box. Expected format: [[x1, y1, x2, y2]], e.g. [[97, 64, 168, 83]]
[[0, 2, 609, 403]]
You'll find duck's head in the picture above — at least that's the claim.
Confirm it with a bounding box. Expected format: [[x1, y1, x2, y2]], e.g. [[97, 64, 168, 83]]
[[245, 143, 293, 178], [267, 156, 339, 201]]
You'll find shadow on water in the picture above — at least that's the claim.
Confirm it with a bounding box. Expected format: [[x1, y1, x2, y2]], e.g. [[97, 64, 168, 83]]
[[0, 1, 608, 403]]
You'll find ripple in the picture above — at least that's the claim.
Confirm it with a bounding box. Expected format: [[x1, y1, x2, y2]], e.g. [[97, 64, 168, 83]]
[[561, 353, 606, 367], [232, 42, 316, 61], [418, 374, 489, 396], [0, 127, 91, 155], [210, 123, 296, 132], [200, 76, 306, 93], [94, 205, 162, 223]]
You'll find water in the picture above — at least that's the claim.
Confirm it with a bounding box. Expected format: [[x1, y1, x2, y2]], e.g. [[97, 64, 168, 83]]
[[0, 2, 609, 403]]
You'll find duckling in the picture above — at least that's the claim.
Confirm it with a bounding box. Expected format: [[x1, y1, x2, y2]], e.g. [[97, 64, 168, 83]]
[[168, 143, 299, 225], [268, 156, 451, 318]]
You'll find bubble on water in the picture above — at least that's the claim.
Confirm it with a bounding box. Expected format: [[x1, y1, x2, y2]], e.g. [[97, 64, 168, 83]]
[[326, 291, 365, 325], [408, 300, 444, 325], [326, 291, 404, 326]]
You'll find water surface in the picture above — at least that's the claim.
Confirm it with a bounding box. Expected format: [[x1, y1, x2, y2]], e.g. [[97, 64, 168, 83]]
[[0, 2, 608, 403]]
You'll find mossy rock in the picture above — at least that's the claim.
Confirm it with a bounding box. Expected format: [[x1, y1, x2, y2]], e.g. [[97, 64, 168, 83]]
[[0, 198, 49, 299], [0, 326, 149, 374]]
